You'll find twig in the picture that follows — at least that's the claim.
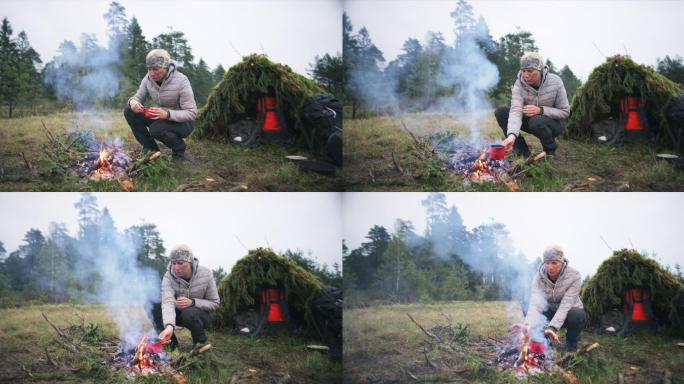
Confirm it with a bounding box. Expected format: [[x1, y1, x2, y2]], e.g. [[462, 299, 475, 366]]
[[406, 313, 438, 340], [42, 312, 67, 339], [21, 364, 34, 378], [45, 348, 59, 368], [19, 151, 32, 170], [424, 348, 438, 368], [400, 120, 420, 146], [40, 120, 66, 151], [368, 168, 375, 183], [391, 150, 403, 173]]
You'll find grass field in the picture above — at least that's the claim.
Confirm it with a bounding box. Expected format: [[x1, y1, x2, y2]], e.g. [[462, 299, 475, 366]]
[[0, 112, 342, 191], [0, 304, 341, 383], [344, 302, 684, 383], [342, 113, 684, 191]]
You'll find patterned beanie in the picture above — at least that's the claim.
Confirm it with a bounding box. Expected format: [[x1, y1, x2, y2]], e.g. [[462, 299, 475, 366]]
[[146, 49, 171, 69], [543, 245, 564, 262], [520, 52, 544, 71], [169, 244, 193, 263]]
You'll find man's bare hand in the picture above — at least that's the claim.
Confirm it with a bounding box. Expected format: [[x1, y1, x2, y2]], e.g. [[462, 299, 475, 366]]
[[522, 105, 541, 117], [503, 135, 516, 151], [147, 107, 168, 120], [176, 296, 193, 309], [129, 99, 144, 113], [544, 327, 561, 344], [159, 325, 174, 341]]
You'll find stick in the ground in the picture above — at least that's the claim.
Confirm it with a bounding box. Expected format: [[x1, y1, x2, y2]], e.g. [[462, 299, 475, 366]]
[[400, 120, 421, 146], [40, 120, 65, 150], [392, 150, 403, 173], [42, 312, 68, 339], [19, 152, 32, 170], [406, 313, 438, 340]]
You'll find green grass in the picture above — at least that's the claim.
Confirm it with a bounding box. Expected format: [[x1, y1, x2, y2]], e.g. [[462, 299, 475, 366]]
[[344, 301, 684, 383], [342, 113, 684, 191], [0, 304, 341, 383], [0, 111, 342, 191]]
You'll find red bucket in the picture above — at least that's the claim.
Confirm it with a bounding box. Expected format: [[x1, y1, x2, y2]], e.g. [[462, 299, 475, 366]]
[[489, 144, 506, 160]]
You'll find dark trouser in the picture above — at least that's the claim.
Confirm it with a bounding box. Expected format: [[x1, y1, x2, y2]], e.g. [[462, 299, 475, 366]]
[[543, 307, 588, 350], [124, 105, 193, 155], [150, 302, 213, 344], [495, 106, 565, 156]]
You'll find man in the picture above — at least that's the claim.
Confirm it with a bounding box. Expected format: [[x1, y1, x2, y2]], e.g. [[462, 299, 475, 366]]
[[496, 52, 570, 157], [124, 49, 197, 160], [153, 245, 219, 350], [525, 245, 587, 352]]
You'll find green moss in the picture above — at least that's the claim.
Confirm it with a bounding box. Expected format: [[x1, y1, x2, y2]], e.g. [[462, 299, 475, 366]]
[[580, 249, 683, 333], [567, 55, 683, 149], [195, 54, 324, 139]]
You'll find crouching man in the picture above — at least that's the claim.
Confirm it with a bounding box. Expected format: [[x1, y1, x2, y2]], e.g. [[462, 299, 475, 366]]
[[153, 245, 219, 350], [525, 245, 587, 352]]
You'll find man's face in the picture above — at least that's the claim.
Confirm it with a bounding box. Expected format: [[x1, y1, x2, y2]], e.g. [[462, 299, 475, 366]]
[[545, 259, 563, 279], [147, 66, 168, 82], [172, 260, 192, 279], [522, 68, 541, 86]]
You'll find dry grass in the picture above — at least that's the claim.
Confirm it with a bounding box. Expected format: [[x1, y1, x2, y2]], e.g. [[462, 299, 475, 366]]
[[0, 111, 342, 191], [0, 303, 341, 383], [342, 112, 684, 191]]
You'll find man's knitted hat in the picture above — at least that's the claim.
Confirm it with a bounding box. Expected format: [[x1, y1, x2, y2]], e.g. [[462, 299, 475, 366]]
[[520, 51, 544, 71], [170, 244, 193, 263], [543, 245, 564, 262], [146, 49, 171, 69]]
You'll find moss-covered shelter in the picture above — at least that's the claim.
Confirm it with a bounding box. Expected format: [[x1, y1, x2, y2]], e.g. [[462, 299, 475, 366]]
[[567, 55, 683, 150], [216, 248, 333, 340], [195, 54, 324, 140], [581, 249, 683, 334]]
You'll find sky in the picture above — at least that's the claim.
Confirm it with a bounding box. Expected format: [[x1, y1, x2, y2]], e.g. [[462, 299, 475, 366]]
[[342, 192, 684, 278], [0, 192, 343, 272], [344, 0, 684, 81], [1, 0, 342, 76]]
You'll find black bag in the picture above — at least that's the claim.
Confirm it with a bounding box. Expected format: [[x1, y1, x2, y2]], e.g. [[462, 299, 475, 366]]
[[667, 93, 684, 150], [301, 93, 343, 166], [310, 286, 343, 346], [591, 117, 624, 146]]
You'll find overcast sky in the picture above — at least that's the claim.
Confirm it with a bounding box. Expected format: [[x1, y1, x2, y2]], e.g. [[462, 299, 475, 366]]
[[344, 0, 684, 81], [2, 0, 342, 76], [343, 192, 684, 278], [0, 192, 342, 272]]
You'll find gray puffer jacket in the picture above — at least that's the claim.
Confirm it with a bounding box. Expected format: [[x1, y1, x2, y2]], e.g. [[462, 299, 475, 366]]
[[507, 66, 570, 137], [525, 260, 583, 330], [161, 257, 220, 328], [129, 63, 197, 123]]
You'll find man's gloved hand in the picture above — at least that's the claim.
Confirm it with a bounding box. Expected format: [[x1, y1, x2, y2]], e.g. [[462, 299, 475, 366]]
[[544, 327, 560, 344]]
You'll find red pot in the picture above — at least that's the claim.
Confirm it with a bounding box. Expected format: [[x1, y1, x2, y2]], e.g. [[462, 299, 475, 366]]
[[143, 107, 154, 119], [145, 337, 163, 354], [489, 144, 506, 160], [529, 340, 545, 354]]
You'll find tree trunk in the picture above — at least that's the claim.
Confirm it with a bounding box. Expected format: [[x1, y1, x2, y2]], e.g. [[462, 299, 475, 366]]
[[352, 100, 357, 119], [8, 102, 13, 119]]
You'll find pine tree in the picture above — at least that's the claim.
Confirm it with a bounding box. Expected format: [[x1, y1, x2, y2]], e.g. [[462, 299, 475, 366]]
[[211, 64, 225, 84], [558, 65, 582, 102], [309, 53, 344, 99], [0, 18, 22, 117]]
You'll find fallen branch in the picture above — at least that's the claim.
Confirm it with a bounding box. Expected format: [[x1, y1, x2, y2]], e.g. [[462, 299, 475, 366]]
[[557, 342, 600, 368], [21, 364, 34, 379], [41, 120, 66, 151], [127, 151, 161, 176], [42, 312, 68, 339], [400, 120, 420, 146], [19, 151, 32, 171], [391, 150, 403, 173], [406, 313, 438, 341], [172, 344, 212, 370]]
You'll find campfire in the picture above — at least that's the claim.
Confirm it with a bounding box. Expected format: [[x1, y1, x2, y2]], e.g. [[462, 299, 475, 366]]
[[494, 324, 553, 379], [107, 334, 175, 379], [79, 142, 133, 181]]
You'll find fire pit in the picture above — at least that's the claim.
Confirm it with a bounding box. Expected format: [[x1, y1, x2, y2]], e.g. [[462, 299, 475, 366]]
[[428, 132, 511, 182], [493, 324, 553, 380], [78, 142, 133, 181], [107, 334, 178, 380]]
